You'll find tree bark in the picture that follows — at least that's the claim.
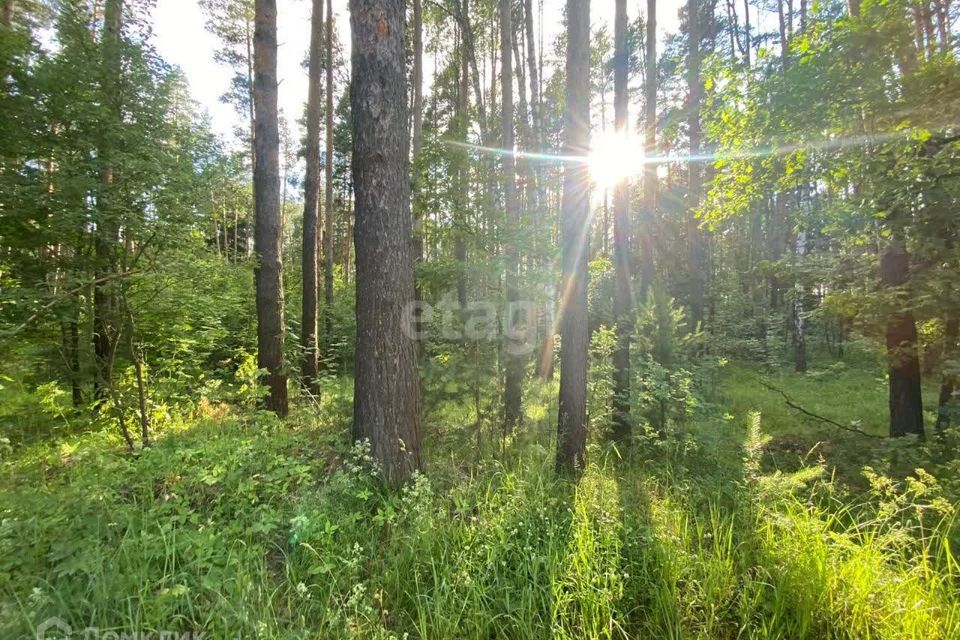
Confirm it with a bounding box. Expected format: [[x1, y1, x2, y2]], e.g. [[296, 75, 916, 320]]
[[611, 0, 631, 442], [253, 0, 288, 416], [936, 310, 958, 432], [301, 0, 323, 395], [93, 0, 122, 408], [351, 0, 422, 486], [323, 0, 335, 343], [501, 0, 523, 433], [793, 227, 807, 372], [556, 0, 590, 474], [687, 0, 706, 332], [880, 238, 924, 437], [640, 0, 656, 301]]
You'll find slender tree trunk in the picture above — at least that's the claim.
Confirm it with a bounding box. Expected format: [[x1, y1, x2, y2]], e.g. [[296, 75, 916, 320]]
[[556, 0, 590, 474], [793, 228, 807, 372], [935, 0, 950, 53], [253, 0, 288, 416], [61, 293, 82, 407], [881, 237, 924, 437], [501, 0, 523, 433], [743, 0, 751, 65], [2, 1, 12, 29], [612, 0, 632, 442], [351, 0, 422, 486], [640, 0, 656, 301], [93, 0, 122, 408], [412, 0, 425, 345], [246, 15, 256, 175], [323, 0, 335, 345], [687, 0, 706, 332], [455, 20, 469, 310], [301, 0, 323, 395], [936, 310, 958, 431]]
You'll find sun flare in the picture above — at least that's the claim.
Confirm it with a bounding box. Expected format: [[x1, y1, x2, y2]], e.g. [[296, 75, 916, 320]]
[[588, 132, 645, 189]]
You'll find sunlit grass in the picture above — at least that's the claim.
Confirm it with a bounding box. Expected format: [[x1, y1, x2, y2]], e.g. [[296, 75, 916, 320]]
[[1, 370, 958, 639]]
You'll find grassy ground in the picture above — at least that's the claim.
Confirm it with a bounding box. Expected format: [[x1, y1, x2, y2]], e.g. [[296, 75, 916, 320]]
[[1, 362, 958, 639]]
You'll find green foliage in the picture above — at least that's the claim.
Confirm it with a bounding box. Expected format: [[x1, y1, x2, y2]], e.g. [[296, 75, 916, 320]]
[[2, 369, 958, 639]]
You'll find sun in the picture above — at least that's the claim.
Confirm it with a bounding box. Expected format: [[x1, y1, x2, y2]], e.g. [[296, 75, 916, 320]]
[[588, 131, 645, 189]]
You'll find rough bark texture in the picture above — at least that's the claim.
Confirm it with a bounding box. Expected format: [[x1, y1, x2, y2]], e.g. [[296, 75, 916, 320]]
[[253, 0, 288, 416], [881, 239, 924, 438], [611, 0, 631, 442], [301, 0, 323, 395], [556, 0, 590, 474], [324, 0, 335, 333], [351, 0, 422, 486], [639, 0, 656, 301], [501, 0, 523, 433], [687, 0, 706, 332]]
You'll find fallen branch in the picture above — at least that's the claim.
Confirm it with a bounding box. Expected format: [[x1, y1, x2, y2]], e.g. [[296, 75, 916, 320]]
[[751, 376, 886, 439]]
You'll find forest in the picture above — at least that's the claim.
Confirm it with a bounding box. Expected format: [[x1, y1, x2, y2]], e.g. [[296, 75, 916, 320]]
[[2, 0, 960, 637]]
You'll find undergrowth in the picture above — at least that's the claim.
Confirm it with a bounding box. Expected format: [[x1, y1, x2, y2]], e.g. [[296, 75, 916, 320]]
[[0, 373, 958, 639]]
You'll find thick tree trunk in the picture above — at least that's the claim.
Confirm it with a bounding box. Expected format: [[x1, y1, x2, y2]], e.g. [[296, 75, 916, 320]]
[[639, 0, 656, 301], [351, 0, 422, 486], [881, 238, 924, 437], [611, 0, 631, 442], [687, 0, 706, 332], [323, 0, 335, 340], [253, 0, 288, 416], [301, 0, 323, 395], [501, 0, 523, 433], [556, 0, 590, 474]]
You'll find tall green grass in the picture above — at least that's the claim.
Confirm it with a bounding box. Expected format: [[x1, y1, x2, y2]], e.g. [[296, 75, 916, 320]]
[[1, 377, 957, 639]]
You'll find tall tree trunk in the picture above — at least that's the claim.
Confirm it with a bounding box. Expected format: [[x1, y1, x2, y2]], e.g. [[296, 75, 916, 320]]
[[2, 1, 12, 29], [612, 0, 632, 442], [556, 0, 590, 474], [687, 0, 705, 332], [412, 0, 425, 345], [743, 0, 751, 65], [323, 0, 335, 346], [501, 0, 523, 433], [936, 310, 958, 432], [253, 0, 288, 416], [881, 237, 924, 437], [523, 0, 540, 145], [93, 0, 122, 408], [793, 227, 807, 372], [61, 293, 82, 407], [246, 14, 256, 175], [455, 18, 469, 310], [351, 0, 422, 486], [640, 0, 656, 300], [301, 0, 323, 395]]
